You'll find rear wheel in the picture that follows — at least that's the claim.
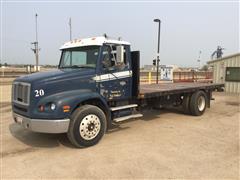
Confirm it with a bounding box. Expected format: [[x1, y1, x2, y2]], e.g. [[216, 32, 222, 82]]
[[182, 95, 191, 114], [189, 91, 207, 116], [67, 105, 107, 148]]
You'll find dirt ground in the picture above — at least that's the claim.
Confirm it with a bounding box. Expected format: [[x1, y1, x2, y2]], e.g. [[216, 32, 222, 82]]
[[0, 83, 239, 179]]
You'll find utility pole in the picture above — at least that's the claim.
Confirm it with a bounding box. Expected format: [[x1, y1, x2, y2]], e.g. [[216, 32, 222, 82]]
[[69, 17, 72, 40], [31, 13, 40, 72], [197, 50, 202, 69], [153, 18, 161, 84]]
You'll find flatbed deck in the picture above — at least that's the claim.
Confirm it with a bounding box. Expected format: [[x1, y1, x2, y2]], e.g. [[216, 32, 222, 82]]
[[139, 82, 224, 98]]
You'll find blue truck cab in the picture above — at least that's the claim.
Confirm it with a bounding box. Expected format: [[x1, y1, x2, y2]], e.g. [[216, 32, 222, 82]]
[[12, 36, 141, 147], [12, 36, 224, 147]]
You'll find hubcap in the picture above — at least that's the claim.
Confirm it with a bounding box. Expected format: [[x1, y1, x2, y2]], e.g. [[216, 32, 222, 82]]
[[79, 114, 101, 140], [198, 96, 206, 112]]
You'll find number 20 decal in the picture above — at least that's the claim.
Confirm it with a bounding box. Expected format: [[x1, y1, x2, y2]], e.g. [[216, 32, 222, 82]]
[[34, 89, 45, 97]]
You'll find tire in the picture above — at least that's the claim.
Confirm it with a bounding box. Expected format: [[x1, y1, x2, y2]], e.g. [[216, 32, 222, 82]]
[[67, 105, 107, 148], [189, 91, 207, 116], [182, 95, 191, 114]]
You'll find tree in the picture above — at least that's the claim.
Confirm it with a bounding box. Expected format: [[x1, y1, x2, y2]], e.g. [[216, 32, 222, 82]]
[[201, 65, 208, 71]]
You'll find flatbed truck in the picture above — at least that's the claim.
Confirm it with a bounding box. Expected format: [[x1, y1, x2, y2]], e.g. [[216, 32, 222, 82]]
[[12, 36, 224, 147]]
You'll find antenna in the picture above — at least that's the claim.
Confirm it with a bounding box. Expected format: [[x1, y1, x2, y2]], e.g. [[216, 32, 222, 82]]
[[31, 13, 40, 72]]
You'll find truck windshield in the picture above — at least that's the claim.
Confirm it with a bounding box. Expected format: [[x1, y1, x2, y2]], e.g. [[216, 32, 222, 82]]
[[59, 46, 100, 69]]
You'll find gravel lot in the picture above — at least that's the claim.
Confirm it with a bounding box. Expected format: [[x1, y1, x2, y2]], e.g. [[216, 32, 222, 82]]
[[1, 83, 239, 179]]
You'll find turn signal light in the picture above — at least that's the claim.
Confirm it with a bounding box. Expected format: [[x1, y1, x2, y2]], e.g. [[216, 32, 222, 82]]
[[63, 105, 70, 112]]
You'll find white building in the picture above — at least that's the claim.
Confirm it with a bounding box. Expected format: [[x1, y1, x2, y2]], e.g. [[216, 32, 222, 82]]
[[207, 53, 240, 94]]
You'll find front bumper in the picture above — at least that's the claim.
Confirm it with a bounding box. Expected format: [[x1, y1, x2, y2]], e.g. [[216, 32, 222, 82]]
[[13, 112, 70, 133]]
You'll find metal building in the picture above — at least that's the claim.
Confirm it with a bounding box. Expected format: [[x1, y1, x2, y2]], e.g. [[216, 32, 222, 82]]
[[207, 53, 240, 94]]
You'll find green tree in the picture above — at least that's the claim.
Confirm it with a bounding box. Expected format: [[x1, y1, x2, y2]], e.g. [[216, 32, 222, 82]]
[[201, 65, 208, 71]]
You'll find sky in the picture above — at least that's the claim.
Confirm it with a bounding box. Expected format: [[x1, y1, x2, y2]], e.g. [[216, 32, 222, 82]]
[[1, 1, 239, 67]]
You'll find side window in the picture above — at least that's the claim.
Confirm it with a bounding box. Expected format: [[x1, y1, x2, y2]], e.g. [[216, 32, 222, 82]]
[[102, 45, 128, 71], [102, 46, 112, 69], [225, 67, 240, 82]]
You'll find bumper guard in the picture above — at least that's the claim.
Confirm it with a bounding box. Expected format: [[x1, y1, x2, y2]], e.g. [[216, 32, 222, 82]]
[[13, 112, 70, 133]]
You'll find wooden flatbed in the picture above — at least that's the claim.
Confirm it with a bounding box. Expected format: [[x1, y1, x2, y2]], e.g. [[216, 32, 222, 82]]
[[139, 82, 224, 98]]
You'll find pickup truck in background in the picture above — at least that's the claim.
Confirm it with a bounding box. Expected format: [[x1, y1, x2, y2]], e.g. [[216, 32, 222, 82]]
[[12, 36, 224, 147]]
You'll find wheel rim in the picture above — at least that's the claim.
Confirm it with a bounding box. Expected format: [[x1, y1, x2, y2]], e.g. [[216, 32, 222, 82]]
[[79, 114, 101, 140], [197, 96, 206, 112]]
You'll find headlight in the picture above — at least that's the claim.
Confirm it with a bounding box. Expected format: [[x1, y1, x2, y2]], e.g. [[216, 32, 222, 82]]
[[50, 103, 56, 111]]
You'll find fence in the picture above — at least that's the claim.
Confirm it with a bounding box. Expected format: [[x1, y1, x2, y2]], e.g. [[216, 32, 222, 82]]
[[140, 71, 213, 84], [1, 67, 213, 84], [0, 67, 52, 77]]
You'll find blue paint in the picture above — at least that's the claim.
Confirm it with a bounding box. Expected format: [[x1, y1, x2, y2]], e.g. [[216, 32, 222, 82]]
[[12, 44, 132, 121]]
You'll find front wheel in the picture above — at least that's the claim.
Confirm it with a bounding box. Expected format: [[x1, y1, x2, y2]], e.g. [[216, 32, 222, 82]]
[[67, 105, 107, 148]]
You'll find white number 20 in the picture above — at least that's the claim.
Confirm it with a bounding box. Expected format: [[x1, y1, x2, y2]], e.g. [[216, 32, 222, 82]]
[[34, 89, 44, 97]]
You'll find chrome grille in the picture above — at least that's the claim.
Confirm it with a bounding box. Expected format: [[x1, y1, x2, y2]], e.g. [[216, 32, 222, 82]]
[[12, 82, 31, 106]]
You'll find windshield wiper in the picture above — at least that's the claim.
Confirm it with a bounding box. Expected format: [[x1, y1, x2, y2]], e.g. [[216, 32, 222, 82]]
[[70, 65, 94, 69], [59, 65, 95, 69]]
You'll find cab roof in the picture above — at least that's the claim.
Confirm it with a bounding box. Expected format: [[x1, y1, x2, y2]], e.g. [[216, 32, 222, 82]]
[[60, 36, 130, 50]]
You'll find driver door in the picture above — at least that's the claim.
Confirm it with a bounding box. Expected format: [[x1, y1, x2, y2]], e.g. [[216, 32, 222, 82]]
[[98, 44, 132, 100]]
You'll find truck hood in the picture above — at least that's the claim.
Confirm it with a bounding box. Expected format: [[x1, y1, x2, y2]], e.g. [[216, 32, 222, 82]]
[[15, 68, 96, 85], [12, 68, 97, 119]]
